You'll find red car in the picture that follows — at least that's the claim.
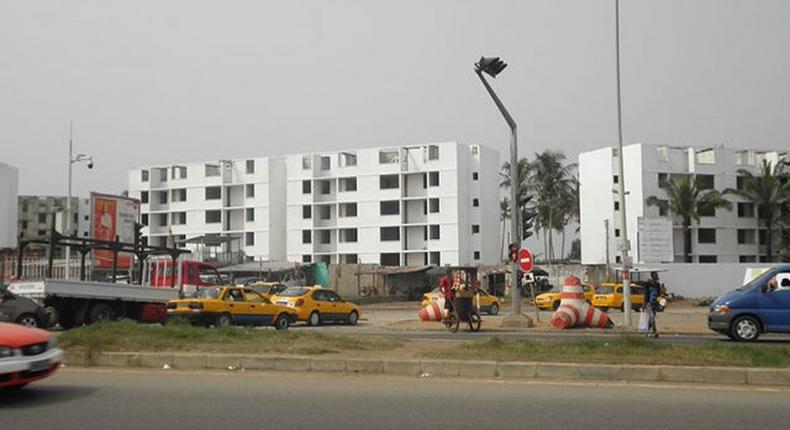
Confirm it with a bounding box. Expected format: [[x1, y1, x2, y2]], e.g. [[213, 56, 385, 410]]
[[0, 322, 63, 389]]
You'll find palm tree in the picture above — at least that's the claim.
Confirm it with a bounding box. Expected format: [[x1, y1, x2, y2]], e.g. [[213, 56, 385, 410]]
[[647, 175, 733, 262], [499, 197, 510, 261], [725, 160, 790, 262], [527, 151, 576, 261]]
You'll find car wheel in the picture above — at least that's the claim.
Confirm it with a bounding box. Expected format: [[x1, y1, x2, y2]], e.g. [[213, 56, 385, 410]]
[[348, 311, 359, 326], [730, 316, 761, 342], [307, 311, 321, 326], [215, 313, 232, 328], [489, 303, 499, 316], [274, 314, 290, 330], [87, 303, 116, 325], [15, 313, 41, 328], [552, 301, 561, 311]]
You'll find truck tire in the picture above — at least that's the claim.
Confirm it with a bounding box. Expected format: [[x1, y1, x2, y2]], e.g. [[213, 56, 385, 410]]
[[87, 303, 116, 324]]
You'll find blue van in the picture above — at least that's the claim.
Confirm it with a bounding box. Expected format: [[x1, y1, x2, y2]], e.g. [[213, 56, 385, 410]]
[[708, 265, 790, 341]]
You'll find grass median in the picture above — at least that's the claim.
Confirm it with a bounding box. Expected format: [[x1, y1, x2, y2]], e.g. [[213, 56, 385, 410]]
[[59, 320, 401, 355], [425, 336, 790, 368]]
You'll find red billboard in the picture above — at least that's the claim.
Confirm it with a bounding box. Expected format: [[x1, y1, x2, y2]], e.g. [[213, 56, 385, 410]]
[[91, 193, 140, 269]]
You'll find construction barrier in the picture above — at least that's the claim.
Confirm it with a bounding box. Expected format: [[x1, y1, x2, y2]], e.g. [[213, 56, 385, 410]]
[[551, 275, 611, 329], [418, 299, 448, 321]]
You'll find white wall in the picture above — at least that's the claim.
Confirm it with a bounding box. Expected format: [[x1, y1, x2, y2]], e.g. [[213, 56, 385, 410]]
[[579, 148, 614, 264], [636, 263, 777, 298]]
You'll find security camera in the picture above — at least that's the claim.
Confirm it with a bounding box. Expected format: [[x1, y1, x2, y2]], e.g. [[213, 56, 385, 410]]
[[87, 161, 94, 169]]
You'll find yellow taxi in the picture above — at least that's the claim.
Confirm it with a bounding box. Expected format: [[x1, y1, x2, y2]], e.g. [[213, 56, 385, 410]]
[[167, 286, 297, 329], [270, 286, 361, 326], [420, 288, 501, 315], [591, 284, 645, 312], [245, 282, 288, 300], [535, 284, 597, 311]]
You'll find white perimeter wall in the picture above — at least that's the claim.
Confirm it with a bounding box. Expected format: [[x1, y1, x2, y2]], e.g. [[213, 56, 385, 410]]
[[635, 263, 778, 298]]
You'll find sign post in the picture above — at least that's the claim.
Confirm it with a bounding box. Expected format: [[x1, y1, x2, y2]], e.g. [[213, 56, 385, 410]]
[[518, 248, 539, 322]]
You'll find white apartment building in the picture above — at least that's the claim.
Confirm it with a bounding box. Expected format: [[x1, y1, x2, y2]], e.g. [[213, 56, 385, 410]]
[[580, 143, 787, 265], [127, 158, 287, 261], [285, 142, 500, 266], [0, 162, 19, 249], [127, 142, 500, 266]]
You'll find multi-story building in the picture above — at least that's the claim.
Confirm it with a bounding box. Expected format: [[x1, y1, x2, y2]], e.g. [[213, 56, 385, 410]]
[[18, 196, 90, 244], [127, 142, 501, 266], [579, 143, 787, 265], [285, 142, 500, 266], [127, 158, 287, 261], [0, 162, 19, 249]]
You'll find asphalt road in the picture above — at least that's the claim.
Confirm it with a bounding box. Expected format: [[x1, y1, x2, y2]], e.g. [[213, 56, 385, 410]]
[[3, 369, 790, 430]]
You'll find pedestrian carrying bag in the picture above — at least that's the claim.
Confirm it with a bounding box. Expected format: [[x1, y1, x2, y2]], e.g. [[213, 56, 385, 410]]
[[638, 310, 649, 332]]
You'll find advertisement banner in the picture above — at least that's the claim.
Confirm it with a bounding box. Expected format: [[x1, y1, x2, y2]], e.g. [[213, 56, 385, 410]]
[[91, 193, 140, 269], [637, 216, 674, 264]]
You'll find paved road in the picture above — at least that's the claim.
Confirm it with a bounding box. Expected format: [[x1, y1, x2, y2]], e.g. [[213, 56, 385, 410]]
[[3, 369, 790, 430]]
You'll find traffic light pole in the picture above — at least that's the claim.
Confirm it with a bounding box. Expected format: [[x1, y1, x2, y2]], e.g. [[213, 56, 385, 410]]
[[475, 70, 521, 317]]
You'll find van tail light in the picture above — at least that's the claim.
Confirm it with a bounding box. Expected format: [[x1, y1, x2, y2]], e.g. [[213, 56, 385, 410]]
[[295, 299, 305, 307]]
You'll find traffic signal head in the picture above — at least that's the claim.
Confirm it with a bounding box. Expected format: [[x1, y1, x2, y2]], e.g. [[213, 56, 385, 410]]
[[508, 243, 519, 262], [475, 57, 508, 78], [521, 207, 536, 240]]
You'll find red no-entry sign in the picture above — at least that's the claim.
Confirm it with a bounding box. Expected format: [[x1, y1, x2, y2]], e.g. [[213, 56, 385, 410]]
[[518, 248, 533, 272]]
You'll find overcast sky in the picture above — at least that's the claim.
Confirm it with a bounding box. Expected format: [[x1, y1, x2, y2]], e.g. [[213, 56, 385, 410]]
[[1, 0, 789, 197]]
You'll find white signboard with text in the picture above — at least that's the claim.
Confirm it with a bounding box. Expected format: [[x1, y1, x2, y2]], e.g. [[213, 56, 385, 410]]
[[638, 217, 674, 263]]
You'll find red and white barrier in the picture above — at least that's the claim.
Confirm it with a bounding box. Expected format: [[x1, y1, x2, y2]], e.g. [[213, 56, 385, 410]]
[[418, 298, 448, 321], [550, 275, 611, 329]]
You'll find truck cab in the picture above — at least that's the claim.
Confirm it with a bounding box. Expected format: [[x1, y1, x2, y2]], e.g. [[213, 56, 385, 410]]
[[147, 260, 225, 297], [708, 265, 790, 341]]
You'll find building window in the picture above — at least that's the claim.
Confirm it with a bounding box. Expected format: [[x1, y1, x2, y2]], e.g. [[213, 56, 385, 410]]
[[246, 208, 255, 222], [339, 228, 358, 243], [380, 174, 399, 189], [736, 176, 748, 191], [380, 201, 400, 216], [759, 229, 768, 246], [318, 205, 331, 220], [696, 149, 716, 164], [339, 177, 357, 192], [428, 145, 439, 160], [205, 164, 220, 177], [657, 173, 668, 188], [320, 180, 331, 195], [38, 213, 47, 223], [302, 254, 312, 263], [171, 189, 186, 202], [339, 152, 357, 167], [246, 160, 255, 174], [205, 186, 221, 200], [473, 198, 479, 207], [141, 170, 149, 182], [698, 228, 716, 244], [614, 201, 620, 211], [699, 255, 718, 263], [380, 253, 400, 266], [737, 229, 755, 244], [245, 184, 255, 198], [379, 150, 399, 164], [320, 156, 331, 170], [429, 225, 440, 240], [171, 212, 186, 225], [472, 172, 479, 181], [302, 180, 311, 194], [657, 199, 668, 217], [380, 227, 400, 241], [429, 198, 439, 213], [141, 191, 149, 204], [697, 174, 714, 190], [158, 191, 168, 204], [612, 148, 619, 157], [656, 145, 669, 162], [613, 175, 619, 184], [205, 210, 221, 223], [303, 205, 312, 219], [302, 230, 312, 244], [302, 156, 311, 170], [614, 229, 620, 238], [429, 171, 439, 187], [737, 202, 754, 218], [339, 202, 357, 217], [615, 255, 621, 264], [319, 230, 331, 244], [430, 252, 441, 265], [698, 205, 715, 217], [245, 232, 255, 246], [142, 214, 148, 226], [739, 255, 757, 263], [474, 251, 480, 260], [472, 225, 480, 234]]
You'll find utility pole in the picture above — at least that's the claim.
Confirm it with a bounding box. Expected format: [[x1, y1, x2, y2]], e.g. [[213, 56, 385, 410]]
[[614, 0, 633, 326], [65, 122, 73, 280], [604, 218, 611, 277]]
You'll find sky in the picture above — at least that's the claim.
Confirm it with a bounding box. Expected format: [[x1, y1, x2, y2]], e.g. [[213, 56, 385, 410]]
[[1, 0, 789, 199]]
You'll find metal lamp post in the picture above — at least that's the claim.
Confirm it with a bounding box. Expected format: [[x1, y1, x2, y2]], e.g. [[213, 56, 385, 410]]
[[65, 122, 94, 280], [474, 56, 525, 321]]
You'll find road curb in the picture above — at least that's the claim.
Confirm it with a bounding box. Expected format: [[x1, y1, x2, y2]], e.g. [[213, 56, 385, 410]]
[[62, 351, 790, 387]]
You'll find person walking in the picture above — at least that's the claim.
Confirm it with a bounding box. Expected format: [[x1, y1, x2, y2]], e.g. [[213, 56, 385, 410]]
[[644, 271, 662, 338]]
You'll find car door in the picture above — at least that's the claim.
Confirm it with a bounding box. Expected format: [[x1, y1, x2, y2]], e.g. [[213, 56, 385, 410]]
[[325, 290, 351, 320], [0, 289, 17, 322], [755, 269, 790, 332], [243, 289, 276, 325], [223, 288, 248, 324], [311, 290, 334, 321]]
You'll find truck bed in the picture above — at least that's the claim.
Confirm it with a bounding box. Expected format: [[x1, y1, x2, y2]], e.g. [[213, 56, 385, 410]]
[[8, 279, 180, 303]]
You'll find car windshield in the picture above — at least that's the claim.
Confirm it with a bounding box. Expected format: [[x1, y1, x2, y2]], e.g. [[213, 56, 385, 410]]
[[194, 287, 222, 299], [597, 286, 614, 294], [278, 287, 310, 297]]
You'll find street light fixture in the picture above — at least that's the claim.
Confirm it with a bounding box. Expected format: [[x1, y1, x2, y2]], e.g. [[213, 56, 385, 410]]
[[474, 56, 530, 326], [65, 122, 94, 280]]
